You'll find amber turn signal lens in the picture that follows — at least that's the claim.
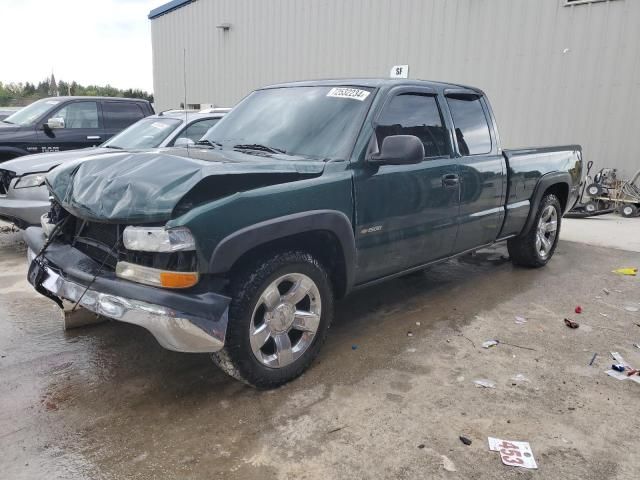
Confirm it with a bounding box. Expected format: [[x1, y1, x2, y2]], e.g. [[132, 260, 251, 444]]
[[159, 271, 199, 289]]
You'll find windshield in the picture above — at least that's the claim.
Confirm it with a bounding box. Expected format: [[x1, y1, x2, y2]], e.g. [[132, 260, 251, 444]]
[[103, 117, 182, 149], [204, 86, 375, 160], [3, 98, 61, 126]]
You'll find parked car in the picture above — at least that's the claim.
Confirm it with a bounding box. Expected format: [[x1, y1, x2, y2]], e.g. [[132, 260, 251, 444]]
[[0, 107, 20, 121], [0, 111, 226, 227], [0, 96, 154, 162], [25, 79, 582, 388]]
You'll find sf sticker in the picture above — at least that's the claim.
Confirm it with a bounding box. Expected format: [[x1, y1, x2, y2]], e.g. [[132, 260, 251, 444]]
[[327, 87, 370, 101]]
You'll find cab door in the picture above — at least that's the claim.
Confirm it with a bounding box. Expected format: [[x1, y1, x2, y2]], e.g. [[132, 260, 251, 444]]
[[353, 88, 459, 283], [38, 100, 104, 151], [444, 91, 506, 253]]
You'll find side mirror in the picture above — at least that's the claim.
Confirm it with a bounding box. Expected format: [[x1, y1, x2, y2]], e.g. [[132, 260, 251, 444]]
[[368, 135, 424, 165], [45, 117, 65, 129], [174, 137, 195, 147]]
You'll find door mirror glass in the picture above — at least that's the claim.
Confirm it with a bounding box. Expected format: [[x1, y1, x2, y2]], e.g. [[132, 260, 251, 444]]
[[368, 135, 424, 165], [173, 137, 195, 147], [45, 117, 65, 129]]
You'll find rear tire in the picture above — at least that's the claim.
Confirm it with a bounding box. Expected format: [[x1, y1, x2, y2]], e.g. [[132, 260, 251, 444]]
[[211, 250, 334, 388], [508, 194, 562, 268]]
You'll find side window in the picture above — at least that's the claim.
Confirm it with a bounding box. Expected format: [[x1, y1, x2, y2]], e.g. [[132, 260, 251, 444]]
[[103, 102, 145, 130], [445, 94, 492, 155], [376, 93, 450, 158], [54, 102, 99, 129], [176, 118, 220, 143]]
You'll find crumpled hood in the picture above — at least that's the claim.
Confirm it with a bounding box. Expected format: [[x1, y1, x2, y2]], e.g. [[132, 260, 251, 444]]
[[47, 147, 325, 223], [0, 147, 111, 176]]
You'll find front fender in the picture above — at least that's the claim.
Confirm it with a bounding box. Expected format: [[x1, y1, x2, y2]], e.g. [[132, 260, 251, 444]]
[[209, 209, 356, 290]]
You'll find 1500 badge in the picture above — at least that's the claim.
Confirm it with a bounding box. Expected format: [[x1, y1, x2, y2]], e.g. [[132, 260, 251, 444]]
[[41, 146, 60, 153], [360, 225, 383, 235]]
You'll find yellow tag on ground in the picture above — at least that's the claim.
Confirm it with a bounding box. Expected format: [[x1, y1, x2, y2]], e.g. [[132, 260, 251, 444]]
[[612, 267, 638, 276]]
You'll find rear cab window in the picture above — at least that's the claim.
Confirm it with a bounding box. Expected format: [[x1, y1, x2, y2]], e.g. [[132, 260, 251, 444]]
[[376, 93, 451, 158], [445, 94, 492, 155], [103, 102, 146, 129]]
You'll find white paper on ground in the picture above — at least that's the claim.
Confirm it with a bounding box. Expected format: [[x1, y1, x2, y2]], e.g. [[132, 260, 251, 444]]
[[605, 352, 640, 384], [488, 437, 537, 469]]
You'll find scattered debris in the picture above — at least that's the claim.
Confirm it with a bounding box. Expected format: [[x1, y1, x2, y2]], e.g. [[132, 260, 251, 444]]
[[497, 340, 537, 351], [564, 318, 579, 329], [474, 379, 496, 389], [605, 352, 640, 384], [633, 344, 640, 350], [351, 345, 358, 350], [574, 306, 582, 314], [406, 348, 417, 353], [482, 340, 499, 349], [417, 444, 425, 449], [514, 315, 527, 325], [625, 306, 639, 313], [488, 437, 538, 469], [510, 373, 529, 384], [612, 267, 638, 276], [407, 331, 414, 337], [589, 353, 598, 366], [327, 426, 347, 434], [459, 436, 472, 446], [599, 313, 608, 318], [441, 455, 457, 472], [603, 288, 610, 295]]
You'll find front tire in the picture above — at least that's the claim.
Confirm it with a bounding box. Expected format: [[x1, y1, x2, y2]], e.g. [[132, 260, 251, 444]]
[[212, 250, 334, 388], [508, 194, 562, 267]]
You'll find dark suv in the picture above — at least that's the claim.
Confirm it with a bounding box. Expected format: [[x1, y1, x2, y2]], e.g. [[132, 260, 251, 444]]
[[0, 97, 154, 162]]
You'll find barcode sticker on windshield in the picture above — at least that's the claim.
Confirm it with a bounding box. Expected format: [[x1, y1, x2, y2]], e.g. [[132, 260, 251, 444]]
[[327, 88, 370, 101]]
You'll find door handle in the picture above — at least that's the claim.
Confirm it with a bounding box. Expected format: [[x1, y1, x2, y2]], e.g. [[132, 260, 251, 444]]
[[442, 173, 459, 188], [86, 135, 101, 140]]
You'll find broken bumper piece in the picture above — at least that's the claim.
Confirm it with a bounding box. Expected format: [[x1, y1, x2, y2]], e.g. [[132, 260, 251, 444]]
[[24, 227, 230, 353]]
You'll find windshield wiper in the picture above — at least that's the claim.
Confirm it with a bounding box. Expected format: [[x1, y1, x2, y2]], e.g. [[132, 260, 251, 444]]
[[195, 139, 223, 148], [2, 119, 14, 125], [104, 145, 122, 149], [233, 143, 286, 154]]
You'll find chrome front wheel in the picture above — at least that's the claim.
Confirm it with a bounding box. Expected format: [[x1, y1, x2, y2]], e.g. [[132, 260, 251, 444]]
[[250, 273, 322, 368]]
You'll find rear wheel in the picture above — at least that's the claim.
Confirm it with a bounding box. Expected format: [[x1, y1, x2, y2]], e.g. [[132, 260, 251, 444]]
[[212, 250, 334, 388], [620, 204, 638, 218], [508, 194, 562, 267]]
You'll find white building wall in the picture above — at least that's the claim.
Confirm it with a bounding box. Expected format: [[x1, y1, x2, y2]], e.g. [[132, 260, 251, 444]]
[[151, 0, 640, 176]]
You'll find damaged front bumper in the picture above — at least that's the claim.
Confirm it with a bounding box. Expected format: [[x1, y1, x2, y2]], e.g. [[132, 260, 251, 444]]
[[24, 227, 230, 353]]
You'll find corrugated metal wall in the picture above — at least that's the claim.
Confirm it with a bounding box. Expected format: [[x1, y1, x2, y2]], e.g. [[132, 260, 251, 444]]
[[151, 0, 640, 176]]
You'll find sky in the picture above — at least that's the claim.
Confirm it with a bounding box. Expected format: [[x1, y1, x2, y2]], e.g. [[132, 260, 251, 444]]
[[0, 0, 159, 92]]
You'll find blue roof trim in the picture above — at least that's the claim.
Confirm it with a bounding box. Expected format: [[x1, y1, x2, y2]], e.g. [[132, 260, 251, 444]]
[[148, 0, 195, 19]]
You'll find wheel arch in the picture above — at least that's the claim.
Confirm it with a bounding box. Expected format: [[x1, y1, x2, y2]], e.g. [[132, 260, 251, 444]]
[[520, 172, 570, 236], [0, 146, 29, 162], [209, 210, 356, 298]]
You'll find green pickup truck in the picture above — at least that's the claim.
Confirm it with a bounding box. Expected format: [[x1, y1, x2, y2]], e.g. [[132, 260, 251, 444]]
[[26, 79, 582, 388]]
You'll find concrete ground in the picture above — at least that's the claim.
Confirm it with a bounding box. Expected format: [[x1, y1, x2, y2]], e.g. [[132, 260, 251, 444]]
[[562, 214, 640, 253], [1, 218, 639, 479]]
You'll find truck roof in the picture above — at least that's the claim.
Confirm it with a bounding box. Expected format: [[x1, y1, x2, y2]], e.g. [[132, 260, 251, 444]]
[[262, 78, 484, 95], [37, 96, 151, 104]]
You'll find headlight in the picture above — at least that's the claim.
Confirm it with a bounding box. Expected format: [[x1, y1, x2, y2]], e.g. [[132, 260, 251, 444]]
[[15, 173, 46, 189], [123, 226, 196, 252]]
